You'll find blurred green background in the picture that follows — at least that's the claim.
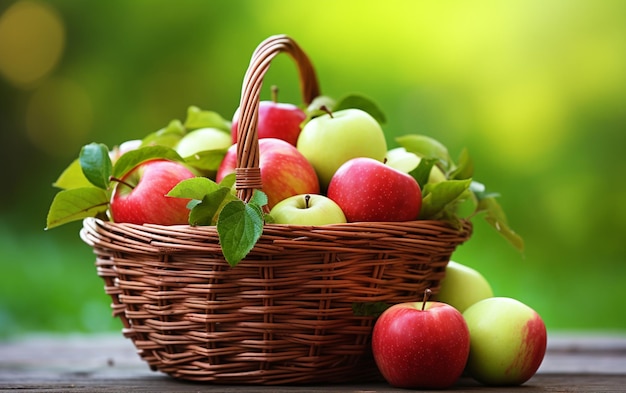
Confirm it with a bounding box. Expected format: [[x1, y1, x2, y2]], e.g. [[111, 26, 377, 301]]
[[1, 0, 625, 338]]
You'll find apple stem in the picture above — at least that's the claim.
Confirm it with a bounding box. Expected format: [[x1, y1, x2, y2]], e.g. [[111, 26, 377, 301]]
[[304, 194, 311, 209], [320, 105, 334, 119], [421, 288, 432, 310], [109, 176, 135, 190], [271, 85, 279, 103]]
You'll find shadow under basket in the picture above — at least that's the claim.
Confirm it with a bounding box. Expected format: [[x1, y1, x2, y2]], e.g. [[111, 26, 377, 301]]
[[81, 217, 471, 384]]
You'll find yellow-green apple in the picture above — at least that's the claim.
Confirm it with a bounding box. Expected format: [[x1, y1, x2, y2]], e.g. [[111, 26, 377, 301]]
[[463, 297, 547, 386], [269, 194, 346, 225], [109, 159, 196, 225], [434, 261, 494, 313], [386, 147, 447, 183], [296, 108, 387, 189], [109, 139, 142, 163], [231, 100, 306, 146], [372, 294, 471, 389], [327, 157, 421, 222], [175, 127, 232, 158], [216, 138, 320, 209]]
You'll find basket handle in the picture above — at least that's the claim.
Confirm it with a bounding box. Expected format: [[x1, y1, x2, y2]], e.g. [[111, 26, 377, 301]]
[[235, 34, 321, 203]]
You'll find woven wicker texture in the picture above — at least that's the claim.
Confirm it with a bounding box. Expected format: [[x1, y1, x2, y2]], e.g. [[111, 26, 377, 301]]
[[80, 34, 472, 384]]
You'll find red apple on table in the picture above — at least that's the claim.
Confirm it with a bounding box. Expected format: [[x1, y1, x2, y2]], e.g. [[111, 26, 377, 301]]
[[216, 138, 320, 209], [326, 157, 421, 222], [372, 290, 471, 389], [109, 159, 196, 225], [231, 87, 306, 146]]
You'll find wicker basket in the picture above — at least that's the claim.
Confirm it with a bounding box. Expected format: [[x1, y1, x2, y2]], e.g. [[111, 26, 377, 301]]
[[80, 34, 472, 385]]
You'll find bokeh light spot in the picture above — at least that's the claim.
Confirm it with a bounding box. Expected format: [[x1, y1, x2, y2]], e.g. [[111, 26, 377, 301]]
[[0, 0, 65, 88]]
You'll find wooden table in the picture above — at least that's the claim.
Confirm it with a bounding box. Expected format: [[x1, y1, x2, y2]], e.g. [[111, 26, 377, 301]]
[[1, 333, 625, 392]]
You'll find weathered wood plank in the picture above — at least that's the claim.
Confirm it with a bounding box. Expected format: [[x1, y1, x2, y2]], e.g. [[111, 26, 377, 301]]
[[1, 333, 625, 392]]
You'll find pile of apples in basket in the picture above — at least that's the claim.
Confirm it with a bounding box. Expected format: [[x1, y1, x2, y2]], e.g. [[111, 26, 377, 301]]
[[46, 88, 546, 389]]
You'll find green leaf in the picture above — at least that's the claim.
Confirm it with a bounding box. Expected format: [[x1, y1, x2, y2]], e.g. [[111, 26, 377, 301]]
[[112, 145, 184, 179], [409, 157, 437, 189], [219, 173, 237, 190], [477, 196, 525, 252], [183, 148, 228, 171], [189, 188, 237, 226], [333, 94, 387, 124], [167, 177, 221, 200], [419, 179, 472, 220], [141, 119, 185, 148], [249, 189, 268, 208], [396, 134, 451, 171], [184, 106, 231, 132], [450, 148, 474, 180], [217, 199, 264, 267], [53, 159, 93, 190], [46, 187, 110, 229], [79, 143, 112, 189]]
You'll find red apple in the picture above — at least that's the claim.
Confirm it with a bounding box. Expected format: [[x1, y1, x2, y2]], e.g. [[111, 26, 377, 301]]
[[109, 159, 196, 225], [327, 157, 421, 222], [231, 94, 306, 146], [372, 295, 471, 389], [216, 138, 319, 209]]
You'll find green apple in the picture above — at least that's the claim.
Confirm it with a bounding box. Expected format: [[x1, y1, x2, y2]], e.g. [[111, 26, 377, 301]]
[[463, 297, 547, 386], [269, 194, 346, 225], [434, 261, 494, 313], [296, 108, 387, 189], [175, 127, 232, 157], [385, 147, 446, 183]]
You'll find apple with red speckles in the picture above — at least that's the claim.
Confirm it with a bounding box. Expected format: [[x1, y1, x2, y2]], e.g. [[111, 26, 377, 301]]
[[231, 86, 306, 146], [109, 159, 195, 225], [327, 157, 421, 222], [216, 138, 319, 209], [372, 290, 471, 389], [463, 297, 547, 386]]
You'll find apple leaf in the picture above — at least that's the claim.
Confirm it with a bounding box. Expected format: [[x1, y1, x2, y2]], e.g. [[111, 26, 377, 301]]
[[333, 94, 387, 125], [46, 187, 110, 229], [53, 158, 93, 190], [219, 173, 237, 190], [141, 119, 185, 148], [396, 134, 452, 171], [183, 148, 228, 171], [79, 143, 112, 190], [217, 198, 264, 267], [409, 157, 437, 189], [471, 187, 524, 252], [184, 105, 231, 132], [167, 177, 222, 200], [450, 148, 474, 180], [419, 179, 472, 220], [112, 145, 184, 179], [188, 188, 237, 226]]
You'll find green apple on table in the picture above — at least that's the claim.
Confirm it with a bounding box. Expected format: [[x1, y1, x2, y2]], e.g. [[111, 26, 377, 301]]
[[269, 194, 346, 225], [463, 297, 547, 386], [296, 108, 387, 190], [434, 261, 494, 313]]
